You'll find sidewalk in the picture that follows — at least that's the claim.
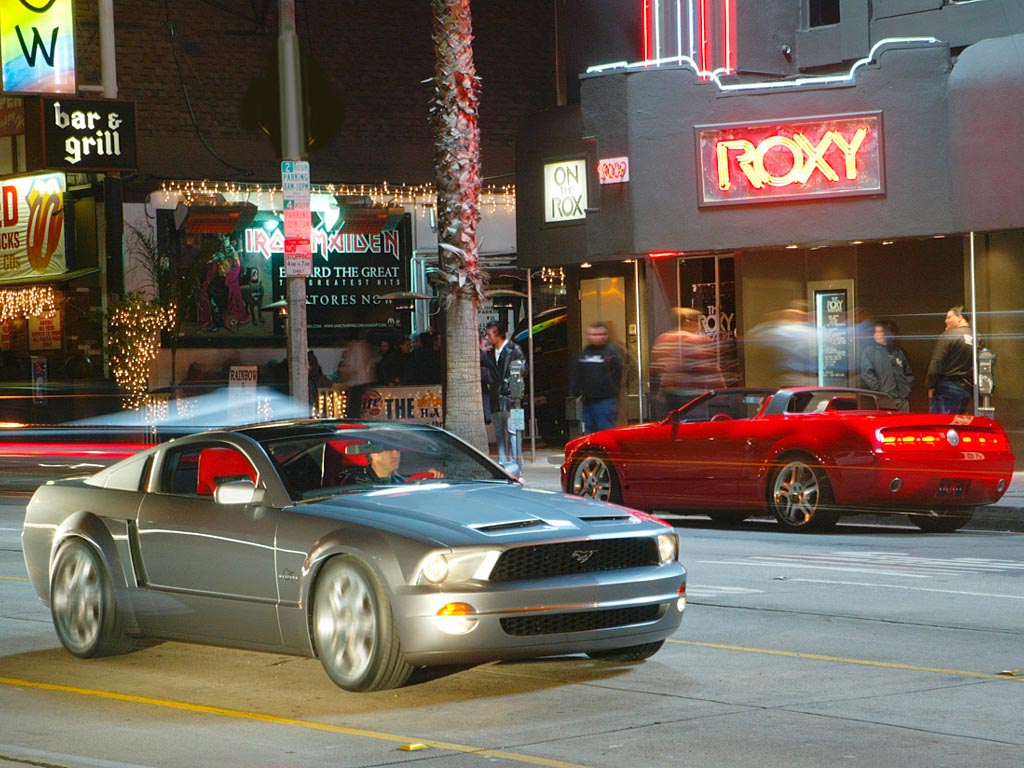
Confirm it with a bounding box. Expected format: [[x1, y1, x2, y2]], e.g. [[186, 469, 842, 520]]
[[516, 452, 1024, 533]]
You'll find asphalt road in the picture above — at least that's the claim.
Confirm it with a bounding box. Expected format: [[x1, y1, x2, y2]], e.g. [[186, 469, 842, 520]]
[[1, 495, 1022, 768]]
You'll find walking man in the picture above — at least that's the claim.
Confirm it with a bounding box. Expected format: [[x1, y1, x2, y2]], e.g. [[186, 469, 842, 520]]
[[570, 321, 624, 433]]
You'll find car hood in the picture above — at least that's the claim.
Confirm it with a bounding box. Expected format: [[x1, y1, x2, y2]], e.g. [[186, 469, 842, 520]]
[[298, 482, 658, 546]]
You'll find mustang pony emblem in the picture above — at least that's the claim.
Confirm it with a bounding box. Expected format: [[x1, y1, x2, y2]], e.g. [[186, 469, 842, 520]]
[[571, 550, 597, 563]]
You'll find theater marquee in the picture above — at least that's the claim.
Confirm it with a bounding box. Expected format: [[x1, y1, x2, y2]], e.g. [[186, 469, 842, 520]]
[[696, 113, 884, 206]]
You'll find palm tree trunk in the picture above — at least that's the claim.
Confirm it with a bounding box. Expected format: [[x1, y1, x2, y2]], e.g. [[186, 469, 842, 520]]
[[431, 0, 488, 452]]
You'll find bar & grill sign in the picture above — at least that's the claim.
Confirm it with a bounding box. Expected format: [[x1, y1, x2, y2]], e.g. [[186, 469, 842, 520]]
[[23, 95, 137, 172]]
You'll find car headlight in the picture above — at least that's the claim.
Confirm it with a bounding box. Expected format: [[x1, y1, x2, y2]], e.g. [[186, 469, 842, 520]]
[[415, 550, 499, 585], [657, 533, 679, 565]]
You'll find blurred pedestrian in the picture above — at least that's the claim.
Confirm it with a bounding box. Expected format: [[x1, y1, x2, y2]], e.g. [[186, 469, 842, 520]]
[[860, 319, 913, 412], [570, 321, 624, 433], [338, 336, 376, 417], [926, 305, 975, 414], [650, 307, 726, 418]]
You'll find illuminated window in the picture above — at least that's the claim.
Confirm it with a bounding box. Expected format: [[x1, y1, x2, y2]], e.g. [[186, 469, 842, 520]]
[[810, 0, 840, 27]]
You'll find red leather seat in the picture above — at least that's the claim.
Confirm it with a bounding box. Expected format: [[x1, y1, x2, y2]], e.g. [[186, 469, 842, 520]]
[[196, 447, 257, 496]]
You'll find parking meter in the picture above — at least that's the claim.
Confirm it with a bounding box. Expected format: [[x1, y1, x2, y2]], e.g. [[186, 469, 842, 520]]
[[977, 348, 996, 418], [507, 359, 526, 401], [505, 359, 526, 475]]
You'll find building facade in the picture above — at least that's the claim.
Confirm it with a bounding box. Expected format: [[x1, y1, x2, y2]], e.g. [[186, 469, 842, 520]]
[[518, 0, 1024, 457]]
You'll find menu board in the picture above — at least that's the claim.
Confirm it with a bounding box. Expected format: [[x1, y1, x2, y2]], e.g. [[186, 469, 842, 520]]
[[814, 288, 849, 386]]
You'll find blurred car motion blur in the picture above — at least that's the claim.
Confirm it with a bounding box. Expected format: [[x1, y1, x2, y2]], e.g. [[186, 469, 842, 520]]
[[0, 385, 308, 490]]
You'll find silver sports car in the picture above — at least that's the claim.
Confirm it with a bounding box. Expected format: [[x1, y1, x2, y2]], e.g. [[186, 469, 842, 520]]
[[22, 419, 686, 691]]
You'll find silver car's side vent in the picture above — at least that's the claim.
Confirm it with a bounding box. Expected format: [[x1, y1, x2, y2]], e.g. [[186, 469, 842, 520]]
[[471, 519, 553, 534]]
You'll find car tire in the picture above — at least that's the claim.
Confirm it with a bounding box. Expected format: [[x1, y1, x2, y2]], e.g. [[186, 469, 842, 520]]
[[769, 456, 840, 532], [312, 555, 412, 692], [586, 640, 664, 662], [706, 511, 750, 525], [569, 452, 623, 505], [909, 507, 974, 533], [50, 538, 136, 658]]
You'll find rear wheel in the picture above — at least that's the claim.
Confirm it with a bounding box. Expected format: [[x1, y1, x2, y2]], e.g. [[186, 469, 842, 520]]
[[769, 457, 840, 532], [569, 453, 622, 504], [313, 555, 412, 692], [50, 539, 136, 658], [910, 507, 974, 533]]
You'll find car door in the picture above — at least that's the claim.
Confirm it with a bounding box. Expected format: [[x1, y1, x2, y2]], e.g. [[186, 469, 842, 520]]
[[135, 441, 283, 648]]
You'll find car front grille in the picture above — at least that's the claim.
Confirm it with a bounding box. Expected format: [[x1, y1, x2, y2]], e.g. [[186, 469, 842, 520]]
[[500, 604, 662, 636], [489, 538, 659, 582]]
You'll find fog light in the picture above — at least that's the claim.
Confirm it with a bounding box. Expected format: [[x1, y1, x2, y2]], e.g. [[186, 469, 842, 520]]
[[677, 582, 686, 612], [997, 478, 1007, 492], [435, 602, 479, 635], [889, 478, 903, 493]]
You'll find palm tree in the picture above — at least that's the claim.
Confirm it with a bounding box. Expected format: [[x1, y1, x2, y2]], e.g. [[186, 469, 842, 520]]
[[430, 0, 489, 452]]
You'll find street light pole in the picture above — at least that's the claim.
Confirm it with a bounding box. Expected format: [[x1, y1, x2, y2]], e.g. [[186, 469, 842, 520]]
[[278, 0, 309, 407]]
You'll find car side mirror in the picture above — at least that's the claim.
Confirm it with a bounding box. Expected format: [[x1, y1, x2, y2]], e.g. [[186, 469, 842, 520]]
[[214, 479, 264, 505]]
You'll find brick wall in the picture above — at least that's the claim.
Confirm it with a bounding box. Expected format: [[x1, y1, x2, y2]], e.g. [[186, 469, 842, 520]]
[[72, 1, 557, 197]]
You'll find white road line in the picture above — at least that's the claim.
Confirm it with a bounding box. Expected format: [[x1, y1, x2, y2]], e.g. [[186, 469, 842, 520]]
[[697, 560, 934, 578], [687, 585, 764, 598], [789, 578, 1024, 601]]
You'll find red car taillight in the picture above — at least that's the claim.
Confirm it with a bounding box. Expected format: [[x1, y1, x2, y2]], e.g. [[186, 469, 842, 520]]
[[879, 428, 1007, 451]]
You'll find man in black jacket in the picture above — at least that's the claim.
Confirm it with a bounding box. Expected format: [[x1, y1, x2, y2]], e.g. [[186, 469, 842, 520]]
[[485, 320, 526, 473], [926, 305, 975, 414], [570, 321, 624, 433]]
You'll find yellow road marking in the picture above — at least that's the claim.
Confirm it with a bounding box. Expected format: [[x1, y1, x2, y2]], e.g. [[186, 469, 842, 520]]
[[0, 575, 29, 581], [670, 639, 1024, 681], [0, 676, 589, 768]]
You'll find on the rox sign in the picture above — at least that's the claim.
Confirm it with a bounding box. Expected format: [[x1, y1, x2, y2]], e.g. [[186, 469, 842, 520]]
[[696, 113, 884, 206], [544, 158, 588, 223]]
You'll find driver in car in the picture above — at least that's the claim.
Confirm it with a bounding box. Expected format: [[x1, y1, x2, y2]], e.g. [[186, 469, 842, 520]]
[[355, 446, 445, 485]]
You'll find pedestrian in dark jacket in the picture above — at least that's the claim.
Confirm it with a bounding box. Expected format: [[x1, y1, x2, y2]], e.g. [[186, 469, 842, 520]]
[[570, 321, 624, 433], [926, 305, 975, 414], [485, 320, 526, 473], [860, 320, 913, 412]]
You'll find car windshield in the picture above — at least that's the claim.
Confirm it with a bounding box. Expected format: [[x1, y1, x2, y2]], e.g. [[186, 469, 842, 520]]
[[673, 390, 770, 423], [256, 423, 511, 501]]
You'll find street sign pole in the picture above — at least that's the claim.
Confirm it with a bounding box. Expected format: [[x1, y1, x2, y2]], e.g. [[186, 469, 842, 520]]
[[278, 0, 309, 408]]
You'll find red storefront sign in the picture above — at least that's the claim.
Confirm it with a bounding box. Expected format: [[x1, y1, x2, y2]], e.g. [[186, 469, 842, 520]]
[[696, 113, 884, 206]]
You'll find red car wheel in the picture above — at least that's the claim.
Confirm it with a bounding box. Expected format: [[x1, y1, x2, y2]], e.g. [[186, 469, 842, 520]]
[[570, 453, 622, 505], [769, 457, 839, 532]]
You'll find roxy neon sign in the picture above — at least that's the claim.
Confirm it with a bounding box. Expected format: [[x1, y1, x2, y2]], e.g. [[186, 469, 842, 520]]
[[696, 113, 884, 206]]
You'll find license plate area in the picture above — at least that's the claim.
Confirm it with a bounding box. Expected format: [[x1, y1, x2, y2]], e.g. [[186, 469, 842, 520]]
[[937, 478, 968, 498]]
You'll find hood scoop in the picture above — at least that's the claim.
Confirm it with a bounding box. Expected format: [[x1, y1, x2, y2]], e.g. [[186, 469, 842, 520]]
[[470, 517, 553, 535]]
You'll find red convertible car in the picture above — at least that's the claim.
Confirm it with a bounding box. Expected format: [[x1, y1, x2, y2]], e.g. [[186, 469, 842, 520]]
[[562, 387, 1015, 532]]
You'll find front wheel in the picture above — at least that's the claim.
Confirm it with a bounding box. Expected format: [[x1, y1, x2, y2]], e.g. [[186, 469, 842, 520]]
[[50, 538, 136, 658], [910, 507, 974, 533], [312, 555, 412, 692], [569, 453, 622, 504], [769, 457, 840, 532], [586, 640, 664, 662]]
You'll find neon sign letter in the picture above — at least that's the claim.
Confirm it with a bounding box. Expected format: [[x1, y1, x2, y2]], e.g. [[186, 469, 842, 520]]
[[698, 114, 883, 206]]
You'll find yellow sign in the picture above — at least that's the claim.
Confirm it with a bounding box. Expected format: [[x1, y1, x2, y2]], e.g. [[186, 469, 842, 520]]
[[0, 0, 77, 94], [0, 172, 67, 283]]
